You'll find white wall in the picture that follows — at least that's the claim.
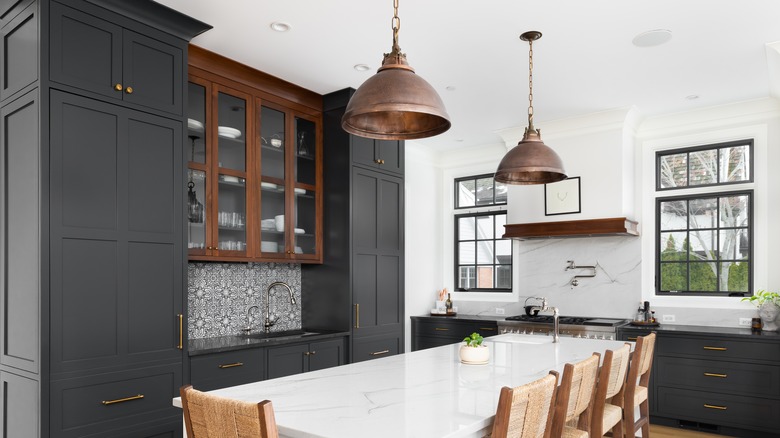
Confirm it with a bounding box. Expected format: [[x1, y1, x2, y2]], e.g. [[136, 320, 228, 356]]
[[403, 145, 443, 350], [403, 97, 780, 344]]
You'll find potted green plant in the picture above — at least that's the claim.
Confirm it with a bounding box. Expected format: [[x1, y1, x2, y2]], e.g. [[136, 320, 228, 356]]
[[742, 290, 780, 331], [459, 332, 489, 364]]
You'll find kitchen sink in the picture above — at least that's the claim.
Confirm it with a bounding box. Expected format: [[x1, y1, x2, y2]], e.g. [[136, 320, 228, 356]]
[[496, 334, 551, 344], [239, 329, 320, 341]]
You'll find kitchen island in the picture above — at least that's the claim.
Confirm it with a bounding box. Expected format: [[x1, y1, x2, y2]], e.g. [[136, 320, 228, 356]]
[[173, 333, 629, 437]]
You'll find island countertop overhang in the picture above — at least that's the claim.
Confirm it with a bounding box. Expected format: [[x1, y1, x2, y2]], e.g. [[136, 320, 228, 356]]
[[173, 334, 631, 438]]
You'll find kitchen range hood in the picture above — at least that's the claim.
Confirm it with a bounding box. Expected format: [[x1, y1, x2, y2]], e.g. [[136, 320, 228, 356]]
[[503, 217, 638, 240]]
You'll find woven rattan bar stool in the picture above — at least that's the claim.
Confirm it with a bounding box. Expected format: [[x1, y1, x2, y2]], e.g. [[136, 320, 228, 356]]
[[180, 385, 279, 438], [549, 353, 600, 438], [623, 332, 656, 438], [488, 371, 559, 438], [590, 343, 632, 437]]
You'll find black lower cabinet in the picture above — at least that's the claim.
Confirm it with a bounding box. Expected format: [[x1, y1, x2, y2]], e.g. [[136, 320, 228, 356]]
[[617, 325, 780, 438], [411, 316, 498, 351], [267, 338, 345, 379], [190, 349, 265, 392]]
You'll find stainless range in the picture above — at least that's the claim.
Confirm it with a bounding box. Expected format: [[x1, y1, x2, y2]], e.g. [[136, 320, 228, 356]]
[[498, 315, 628, 340]]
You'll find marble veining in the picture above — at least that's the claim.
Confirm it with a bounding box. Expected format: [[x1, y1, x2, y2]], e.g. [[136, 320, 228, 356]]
[[173, 334, 629, 438], [188, 262, 301, 339]]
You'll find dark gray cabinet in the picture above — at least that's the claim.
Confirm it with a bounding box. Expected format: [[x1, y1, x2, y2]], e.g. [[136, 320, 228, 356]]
[[411, 317, 499, 351], [302, 88, 405, 363], [352, 135, 404, 175], [266, 338, 345, 378], [190, 349, 265, 392], [617, 325, 780, 437], [50, 1, 183, 115], [0, 1, 208, 437]]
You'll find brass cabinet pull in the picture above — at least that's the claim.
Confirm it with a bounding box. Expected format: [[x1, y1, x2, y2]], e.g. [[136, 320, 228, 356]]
[[370, 349, 390, 356], [480, 327, 496, 331], [354, 304, 360, 329], [102, 394, 144, 405], [114, 83, 123, 91], [703, 404, 727, 410], [703, 346, 727, 351], [309, 351, 316, 355], [434, 327, 449, 331], [627, 337, 638, 341], [125, 86, 133, 94], [218, 362, 244, 369], [704, 372, 727, 378], [177, 314, 183, 350]]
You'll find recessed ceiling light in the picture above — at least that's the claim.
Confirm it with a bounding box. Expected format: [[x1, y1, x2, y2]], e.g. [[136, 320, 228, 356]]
[[632, 29, 672, 47], [270, 21, 291, 32], [685, 94, 699, 101], [353, 64, 370, 72], [446, 86, 456, 91]]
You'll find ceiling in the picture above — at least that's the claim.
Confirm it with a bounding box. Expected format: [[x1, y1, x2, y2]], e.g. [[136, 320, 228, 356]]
[[156, 0, 780, 151]]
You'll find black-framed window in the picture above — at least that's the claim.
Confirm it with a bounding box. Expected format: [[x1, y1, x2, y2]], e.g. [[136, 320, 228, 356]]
[[455, 211, 512, 292], [656, 139, 752, 191], [455, 173, 507, 209], [656, 191, 752, 296]]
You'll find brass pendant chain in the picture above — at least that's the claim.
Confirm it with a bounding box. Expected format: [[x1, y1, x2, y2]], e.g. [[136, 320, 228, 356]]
[[391, 0, 401, 51], [527, 38, 535, 129]]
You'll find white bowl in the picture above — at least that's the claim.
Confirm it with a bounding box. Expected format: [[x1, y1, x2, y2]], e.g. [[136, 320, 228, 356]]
[[218, 126, 241, 139]]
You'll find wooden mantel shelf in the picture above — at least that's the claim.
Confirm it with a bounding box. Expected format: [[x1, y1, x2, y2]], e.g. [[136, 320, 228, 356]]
[[503, 217, 639, 240]]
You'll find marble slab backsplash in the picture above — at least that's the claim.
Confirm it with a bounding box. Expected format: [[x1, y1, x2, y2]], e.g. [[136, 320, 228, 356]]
[[455, 236, 642, 319], [188, 262, 302, 339]]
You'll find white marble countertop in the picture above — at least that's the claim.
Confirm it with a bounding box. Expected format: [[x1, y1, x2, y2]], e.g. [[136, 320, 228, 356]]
[[173, 334, 630, 438]]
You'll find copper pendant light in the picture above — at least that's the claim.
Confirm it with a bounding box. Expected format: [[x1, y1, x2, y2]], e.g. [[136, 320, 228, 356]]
[[495, 31, 567, 185], [342, 0, 451, 140]]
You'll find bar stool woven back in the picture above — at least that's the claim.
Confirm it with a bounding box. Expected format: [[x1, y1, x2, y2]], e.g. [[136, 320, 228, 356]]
[[550, 353, 600, 438], [489, 371, 559, 438], [180, 385, 279, 438], [590, 343, 632, 437]]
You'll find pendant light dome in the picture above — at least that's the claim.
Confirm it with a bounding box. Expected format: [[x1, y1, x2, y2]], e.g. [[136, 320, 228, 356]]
[[495, 31, 566, 185], [341, 0, 450, 140]]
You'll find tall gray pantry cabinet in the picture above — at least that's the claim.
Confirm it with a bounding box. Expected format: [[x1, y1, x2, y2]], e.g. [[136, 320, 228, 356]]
[[0, 1, 209, 436], [302, 88, 405, 363]]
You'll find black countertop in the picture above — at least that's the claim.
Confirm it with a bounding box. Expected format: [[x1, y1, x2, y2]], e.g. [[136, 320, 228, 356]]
[[619, 322, 780, 340], [413, 314, 780, 341], [188, 329, 350, 356]]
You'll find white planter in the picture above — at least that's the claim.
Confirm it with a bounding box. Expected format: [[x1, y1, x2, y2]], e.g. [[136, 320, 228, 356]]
[[459, 345, 489, 364], [759, 302, 780, 331]]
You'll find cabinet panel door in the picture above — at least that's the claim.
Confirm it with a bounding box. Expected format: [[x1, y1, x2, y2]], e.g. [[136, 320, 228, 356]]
[[352, 334, 400, 363], [377, 176, 402, 251], [1, 92, 39, 372], [50, 2, 122, 101], [353, 253, 377, 330], [190, 349, 264, 391], [376, 140, 403, 175], [122, 30, 182, 115], [352, 169, 377, 249], [0, 371, 39, 437], [1, 3, 38, 100], [376, 255, 400, 326], [266, 343, 308, 379], [308, 339, 345, 372], [350, 135, 376, 168]]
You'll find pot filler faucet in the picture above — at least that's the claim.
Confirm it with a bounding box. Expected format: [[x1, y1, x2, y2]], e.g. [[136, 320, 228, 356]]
[[264, 281, 296, 333], [538, 297, 561, 343]]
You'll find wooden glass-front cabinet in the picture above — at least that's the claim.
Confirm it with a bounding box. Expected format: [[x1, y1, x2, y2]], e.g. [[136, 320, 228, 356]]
[[186, 58, 322, 263]]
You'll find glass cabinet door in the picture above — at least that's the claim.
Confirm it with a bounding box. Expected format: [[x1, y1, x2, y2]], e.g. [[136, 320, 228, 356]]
[[214, 88, 249, 255], [259, 104, 287, 255], [187, 81, 209, 254], [293, 116, 318, 256]]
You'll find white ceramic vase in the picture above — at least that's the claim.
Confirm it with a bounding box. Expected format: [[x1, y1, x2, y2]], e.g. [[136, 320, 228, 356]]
[[759, 302, 780, 331], [459, 345, 489, 364]]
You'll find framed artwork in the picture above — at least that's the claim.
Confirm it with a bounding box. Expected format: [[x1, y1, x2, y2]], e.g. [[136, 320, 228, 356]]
[[544, 177, 581, 216]]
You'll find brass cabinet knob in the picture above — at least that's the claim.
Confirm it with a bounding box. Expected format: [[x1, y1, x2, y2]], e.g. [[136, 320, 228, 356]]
[[114, 83, 123, 91], [374, 159, 385, 165], [125, 86, 134, 94]]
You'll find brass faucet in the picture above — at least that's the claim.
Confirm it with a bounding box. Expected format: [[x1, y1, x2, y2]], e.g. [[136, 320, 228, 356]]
[[264, 281, 297, 333]]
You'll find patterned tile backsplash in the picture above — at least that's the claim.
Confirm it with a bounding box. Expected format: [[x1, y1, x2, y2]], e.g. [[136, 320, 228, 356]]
[[188, 262, 302, 339]]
